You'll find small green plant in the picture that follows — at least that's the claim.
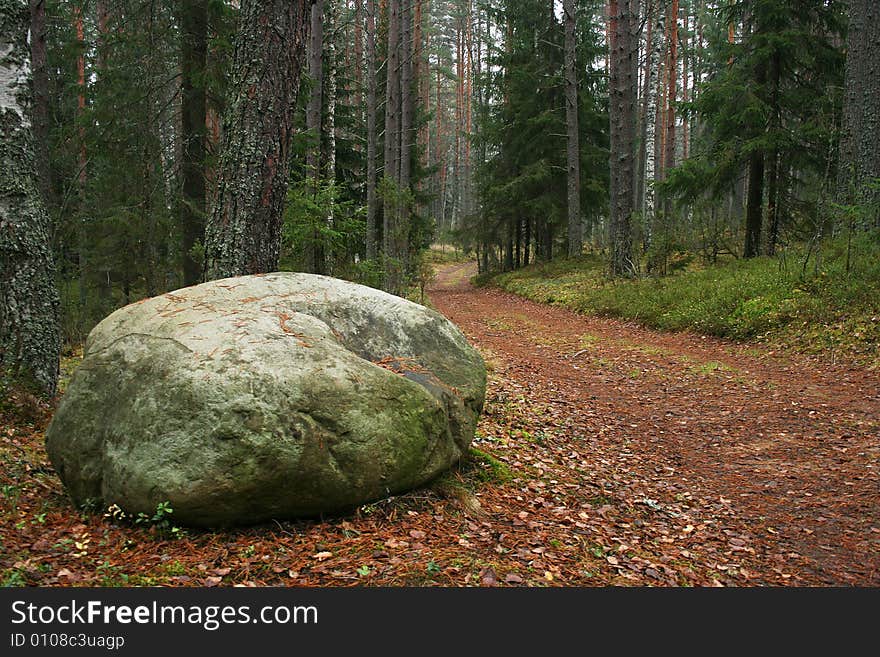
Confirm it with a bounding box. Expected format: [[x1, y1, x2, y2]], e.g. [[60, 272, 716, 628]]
[[161, 560, 187, 576], [96, 561, 131, 587], [356, 565, 371, 577], [426, 560, 442, 575], [1, 484, 21, 514], [1, 568, 27, 587], [588, 544, 606, 559], [104, 501, 183, 538]]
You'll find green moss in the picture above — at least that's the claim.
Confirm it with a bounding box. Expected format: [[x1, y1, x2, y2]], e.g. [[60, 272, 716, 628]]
[[466, 448, 514, 483]]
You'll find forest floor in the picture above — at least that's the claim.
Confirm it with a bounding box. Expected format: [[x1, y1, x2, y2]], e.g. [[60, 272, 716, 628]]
[[1, 261, 878, 586]]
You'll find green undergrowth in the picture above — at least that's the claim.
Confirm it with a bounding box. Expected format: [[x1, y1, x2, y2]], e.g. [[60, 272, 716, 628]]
[[423, 244, 471, 265], [489, 238, 880, 366]]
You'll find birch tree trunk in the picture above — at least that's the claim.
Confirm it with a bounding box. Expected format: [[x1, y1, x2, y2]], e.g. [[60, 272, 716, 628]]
[[0, 0, 60, 396], [203, 0, 310, 279], [643, 1, 663, 248]]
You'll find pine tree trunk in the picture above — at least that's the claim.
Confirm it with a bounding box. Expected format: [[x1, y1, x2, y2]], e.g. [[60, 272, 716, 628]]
[[398, 0, 413, 274], [306, 0, 324, 274], [0, 0, 60, 397], [744, 151, 764, 258], [765, 48, 781, 256], [743, 56, 767, 259], [354, 0, 364, 113], [564, 0, 581, 258], [179, 0, 208, 286], [609, 0, 637, 276], [663, 0, 678, 187], [365, 0, 379, 260], [837, 0, 880, 227], [383, 0, 402, 293], [28, 0, 52, 208], [203, 0, 309, 280]]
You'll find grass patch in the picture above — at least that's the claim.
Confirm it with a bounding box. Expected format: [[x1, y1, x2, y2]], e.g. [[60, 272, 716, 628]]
[[466, 448, 514, 484], [492, 238, 880, 365], [689, 360, 735, 375]]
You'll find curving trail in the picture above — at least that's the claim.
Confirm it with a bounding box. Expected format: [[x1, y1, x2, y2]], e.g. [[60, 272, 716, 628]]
[[429, 261, 880, 585]]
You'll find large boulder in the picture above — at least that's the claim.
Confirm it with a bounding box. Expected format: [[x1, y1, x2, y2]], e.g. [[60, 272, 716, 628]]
[[46, 273, 486, 527]]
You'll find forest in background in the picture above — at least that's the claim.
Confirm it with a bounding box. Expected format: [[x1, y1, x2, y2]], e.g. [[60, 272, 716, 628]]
[[2, 0, 879, 397]]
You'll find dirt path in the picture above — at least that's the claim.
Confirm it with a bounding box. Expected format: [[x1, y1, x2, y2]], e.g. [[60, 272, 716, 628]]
[[429, 261, 880, 585]]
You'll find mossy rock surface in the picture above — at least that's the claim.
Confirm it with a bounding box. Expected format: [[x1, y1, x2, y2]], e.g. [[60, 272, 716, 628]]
[[46, 273, 486, 527]]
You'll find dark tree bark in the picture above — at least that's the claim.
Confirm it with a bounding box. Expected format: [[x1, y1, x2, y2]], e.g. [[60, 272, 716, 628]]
[[179, 0, 208, 286], [203, 0, 310, 280], [765, 48, 781, 256], [0, 0, 60, 397], [744, 150, 764, 258], [837, 0, 880, 227], [743, 58, 767, 259], [564, 0, 581, 257], [609, 0, 637, 276], [365, 0, 378, 260]]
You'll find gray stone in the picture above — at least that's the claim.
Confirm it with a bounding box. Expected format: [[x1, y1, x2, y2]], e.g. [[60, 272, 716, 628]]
[[45, 273, 485, 527]]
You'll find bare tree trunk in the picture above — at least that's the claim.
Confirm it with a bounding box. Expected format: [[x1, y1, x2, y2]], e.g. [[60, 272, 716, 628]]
[[306, 0, 324, 274], [0, 0, 60, 396], [663, 0, 678, 193], [354, 0, 364, 114], [609, 0, 637, 276], [564, 0, 581, 257], [383, 0, 402, 292], [28, 0, 52, 208], [764, 48, 781, 256], [744, 150, 764, 258], [744, 50, 767, 259], [179, 0, 207, 286], [398, 0, 413, 274], [365, 0, 378, 259], [203, 0, 310, 279], [837, 0, 880, 227]]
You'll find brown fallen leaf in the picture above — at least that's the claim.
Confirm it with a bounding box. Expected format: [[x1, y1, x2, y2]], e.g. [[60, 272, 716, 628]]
[[204, 576, 222, 587], [480, 567, 497, 587], [312, 551, 333, 561], [504, 573, 524, 584]]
